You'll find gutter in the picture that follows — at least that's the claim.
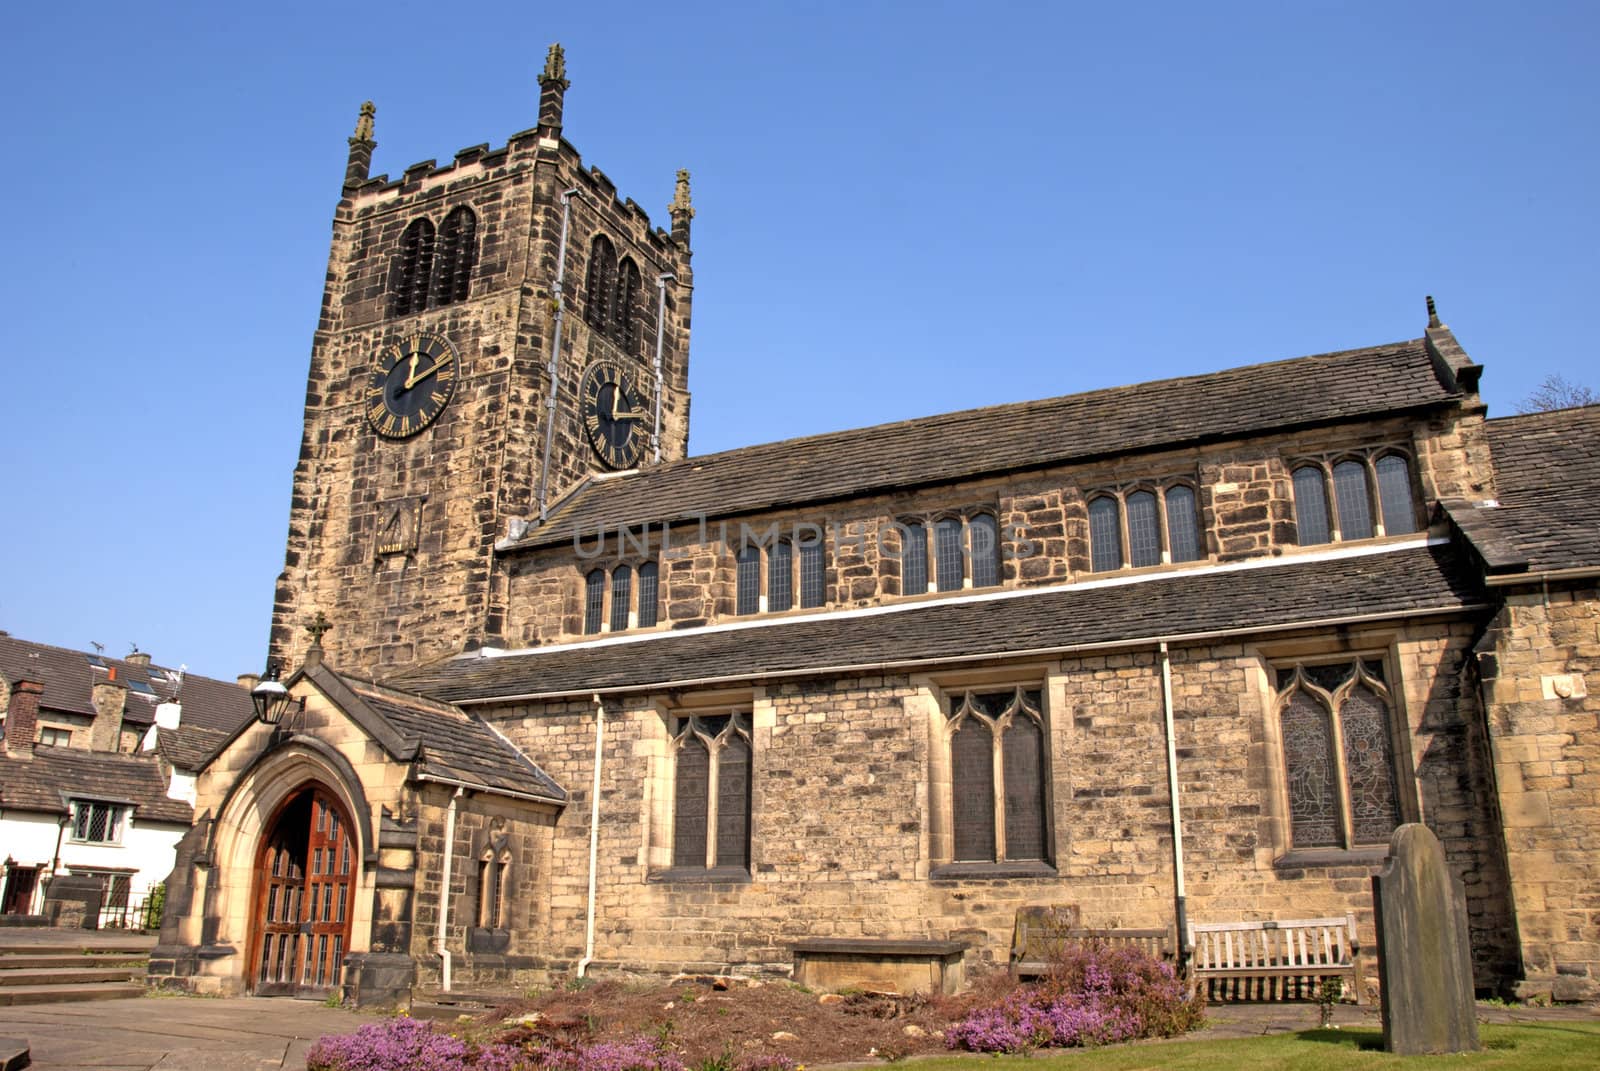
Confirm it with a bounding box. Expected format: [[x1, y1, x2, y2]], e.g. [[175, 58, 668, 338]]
[[436, 786, 463, 992], [1484, 566, 1600, 587], [576, 694, 605, 978], [414, 772, 566, 807], [1156, 641, 1188, 967], [452, 602, 1487, 706]]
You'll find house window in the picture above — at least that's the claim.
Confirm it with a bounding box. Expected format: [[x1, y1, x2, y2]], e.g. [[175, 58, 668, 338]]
[[477, 849, 511, 928], [38, 727, 71, 747], [798, 533, 826, 608], [945, 688, 1048, 863], [583, 568, 606, 634], [670, 713, 752, 872], [636, 561, 660, 628], [1291, 451, 1419, 546], [1276, 659, 1403, 849], [70, 801, 125, 844], [1087, 484, 1204, 572]]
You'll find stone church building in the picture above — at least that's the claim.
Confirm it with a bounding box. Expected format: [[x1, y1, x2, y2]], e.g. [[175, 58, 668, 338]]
[[151, 46, 1599, 1006]]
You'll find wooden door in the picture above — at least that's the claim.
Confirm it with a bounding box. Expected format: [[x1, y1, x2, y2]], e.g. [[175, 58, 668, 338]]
[[249, 787, 356, 997]]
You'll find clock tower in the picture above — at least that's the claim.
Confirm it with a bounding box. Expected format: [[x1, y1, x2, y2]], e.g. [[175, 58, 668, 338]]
[[269, 45, 693, 674]]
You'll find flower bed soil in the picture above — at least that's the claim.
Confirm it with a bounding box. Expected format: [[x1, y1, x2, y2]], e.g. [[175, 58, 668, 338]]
[[482, 973, 1019, 1065]]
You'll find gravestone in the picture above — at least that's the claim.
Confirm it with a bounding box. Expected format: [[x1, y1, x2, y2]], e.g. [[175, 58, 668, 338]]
[[42, 874, 103, 930], [1371, 823, 1480, 1054]]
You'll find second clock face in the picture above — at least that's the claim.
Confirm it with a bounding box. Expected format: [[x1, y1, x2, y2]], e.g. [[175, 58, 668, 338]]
[[579, 360, 647, 470], [366, 332, 459, 439]]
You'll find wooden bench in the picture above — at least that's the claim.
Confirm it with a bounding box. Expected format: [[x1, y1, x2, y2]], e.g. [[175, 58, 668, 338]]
[[1186, 914, 1363, 1004], [1011, 907, 1177, 979]]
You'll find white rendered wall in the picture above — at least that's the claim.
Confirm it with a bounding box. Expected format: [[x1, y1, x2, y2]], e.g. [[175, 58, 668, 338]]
[[0, 809, 187, 897]]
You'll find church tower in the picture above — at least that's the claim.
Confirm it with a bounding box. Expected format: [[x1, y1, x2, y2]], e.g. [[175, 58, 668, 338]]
[[270, 46, 693, 674]]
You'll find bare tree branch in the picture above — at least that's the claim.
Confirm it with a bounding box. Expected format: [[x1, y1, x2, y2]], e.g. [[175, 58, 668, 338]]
[[1516, 374, 1598, 414]]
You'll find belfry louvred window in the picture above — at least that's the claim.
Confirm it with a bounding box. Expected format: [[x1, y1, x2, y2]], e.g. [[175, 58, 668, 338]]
[[390, 209, 478, 318], [1276, 659, 1403, 849], [671, 713, 752, 872], [947, 688, 1048, 863], [583, 235, 643, 353]]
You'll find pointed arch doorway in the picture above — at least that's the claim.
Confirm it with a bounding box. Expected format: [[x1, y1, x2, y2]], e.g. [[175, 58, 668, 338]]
[[248, 785, 357, 997]]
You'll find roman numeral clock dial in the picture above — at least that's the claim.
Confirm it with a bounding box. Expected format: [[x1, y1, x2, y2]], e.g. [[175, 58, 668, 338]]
[[366, 332, 459, 439], [579, 360, 646, 470]]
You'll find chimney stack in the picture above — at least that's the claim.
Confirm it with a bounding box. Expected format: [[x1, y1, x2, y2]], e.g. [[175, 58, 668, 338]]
[[90, 672, 129, 753], [125, 651, 152, 667], [237, 673, 260, 691], [3, 678, 43, 758]]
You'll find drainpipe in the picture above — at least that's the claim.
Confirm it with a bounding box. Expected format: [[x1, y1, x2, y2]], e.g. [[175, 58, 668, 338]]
[[1158, 641, 1189, 967], [577, 694, 606, 977], [538, 188, 582, 520], [651, 274, 674, 463], [436, 786, 464, 992]]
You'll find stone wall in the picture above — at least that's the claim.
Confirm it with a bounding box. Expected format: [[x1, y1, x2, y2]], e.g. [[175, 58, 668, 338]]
[[448, 621, 1511, 992], [1476, 582, 1600, 1000]]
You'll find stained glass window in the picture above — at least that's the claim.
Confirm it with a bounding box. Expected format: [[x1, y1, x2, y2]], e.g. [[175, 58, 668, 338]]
[[583, 568, 605, 634], [1376, 455, 1418, 536], [736, 545, 761, 615], [768, 541, 793, 612], [673, 734, 709, 868], [1165, 485, 1201, 563], [901, 523, 928, 595], [1279, 660, 1402, 850], [609, 564, 632, 632], [948, 689, 1048, 864], [798, 536, 825, 608], [1292, 467, 1332, 545], [671, 714, 753, 872], [970, 514, 1001, 588], [1089, 496, 1122, 572], [636, 562, 660, 628], [1333, 461, 1374, 540], [1126, 490, 1161, 567]]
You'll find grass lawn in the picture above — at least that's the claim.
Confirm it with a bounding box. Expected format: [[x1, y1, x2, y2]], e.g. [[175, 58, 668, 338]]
[[909, 1022, 1600, 1070]]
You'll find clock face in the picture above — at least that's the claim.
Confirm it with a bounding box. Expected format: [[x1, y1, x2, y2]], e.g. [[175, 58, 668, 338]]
[[579, 360, 647, 470], [366, 332, 459, 439]]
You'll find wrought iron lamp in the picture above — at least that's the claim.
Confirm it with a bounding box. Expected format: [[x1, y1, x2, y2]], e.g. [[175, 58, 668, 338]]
[[250, 663, 296, 726]]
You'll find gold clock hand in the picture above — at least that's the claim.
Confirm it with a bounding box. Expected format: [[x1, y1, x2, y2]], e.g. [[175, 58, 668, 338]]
[[404, 358, 451, 389]]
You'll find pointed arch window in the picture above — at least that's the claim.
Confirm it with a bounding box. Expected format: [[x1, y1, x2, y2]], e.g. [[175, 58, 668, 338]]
[[476, 847, 511, 928], [1276, 659, 1403, 849], [1087, 484, 1204, 572], [767, 541, 793, 612], [900, 522, 929, 596], [735, 545, 762, 616], [670, 713, 753, 874], [798, 533, 826, 608], [432, 206, 477, 307], [1088, 496, 1123, 572], [390, 218, 435, 317], [943, 688, 1048, 864], [934, 518, 965, 592], [1375, 454, 1419, 536], [636, 561, 660, 628], [609, 564, 633, 632]]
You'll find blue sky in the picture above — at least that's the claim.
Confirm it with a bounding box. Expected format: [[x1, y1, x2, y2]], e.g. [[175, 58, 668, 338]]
[[3, 2, 1596, 681]]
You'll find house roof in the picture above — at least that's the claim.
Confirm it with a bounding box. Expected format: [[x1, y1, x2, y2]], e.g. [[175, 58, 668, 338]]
[[0, 745, 192, 824], [0, 634, 255, 768], [389, 541, 1484, 704], [508, 338, 1460, 552], [268, 666, 567, 804], [1445, 404, 1600, 576]]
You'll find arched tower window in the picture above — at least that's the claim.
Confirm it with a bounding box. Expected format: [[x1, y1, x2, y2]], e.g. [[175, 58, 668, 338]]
[[391, 218, 435, 318], [615, 257, 641, 354], [584, 235, 617, 330], [432, 206, 477, 307]]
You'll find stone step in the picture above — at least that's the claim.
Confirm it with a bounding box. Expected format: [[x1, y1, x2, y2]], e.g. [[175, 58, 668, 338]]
[[0, 941, 152, 958], [0, 966, 146, 987], [0, 982, 145, 1006], [0, 953, 148, 969]]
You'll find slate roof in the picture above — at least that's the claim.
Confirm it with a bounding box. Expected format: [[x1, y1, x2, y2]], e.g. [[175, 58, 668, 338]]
[[508, 338, 1460, 551], [1445, 405, 1600, 575], [0, 745, 192, 823], [390, 542, 1484, 704], [0, 634, 255, 769], [320, 671, 567, 803]]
